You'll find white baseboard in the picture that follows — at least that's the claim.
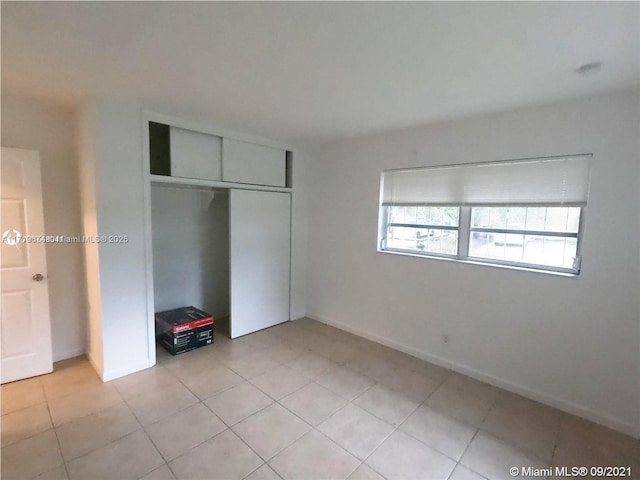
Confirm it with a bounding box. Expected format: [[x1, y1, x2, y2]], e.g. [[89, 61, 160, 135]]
[[53, 346, 86, 363], [101, 360, 152, 382], [87, 350, 151, 382], [307, 312, 640, 439]]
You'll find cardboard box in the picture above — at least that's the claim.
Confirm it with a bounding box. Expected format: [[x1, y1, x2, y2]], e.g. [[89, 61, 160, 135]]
[[155, 306, 214, 355]]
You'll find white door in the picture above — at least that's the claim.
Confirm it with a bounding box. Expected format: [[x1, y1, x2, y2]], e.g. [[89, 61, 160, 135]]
[[1, 147, 53, 383], [229, 189, 290, 338]]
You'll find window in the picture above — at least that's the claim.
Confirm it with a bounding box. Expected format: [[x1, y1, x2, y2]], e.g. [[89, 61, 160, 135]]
[[469, 206, 581, 270], [378, 155, 591, 274], [385, 206, 459, 256]]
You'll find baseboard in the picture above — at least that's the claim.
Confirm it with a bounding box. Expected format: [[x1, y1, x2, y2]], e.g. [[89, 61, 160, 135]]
[[101, 359, 152, 382], [53, 346, 86, 363], [290, 311, 306, 321], [307, 312, 640, 439]]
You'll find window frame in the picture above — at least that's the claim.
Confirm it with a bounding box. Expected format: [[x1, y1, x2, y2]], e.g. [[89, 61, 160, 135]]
[[381, 206, 461, 260], [379, 205, 585, 275]]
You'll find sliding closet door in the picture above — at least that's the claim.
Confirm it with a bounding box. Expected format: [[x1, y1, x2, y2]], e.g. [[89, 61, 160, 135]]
[[229, 189, 290, 338]]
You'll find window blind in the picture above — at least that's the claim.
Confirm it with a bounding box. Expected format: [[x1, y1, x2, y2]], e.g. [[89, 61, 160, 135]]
[[381, 155, 592, 207]]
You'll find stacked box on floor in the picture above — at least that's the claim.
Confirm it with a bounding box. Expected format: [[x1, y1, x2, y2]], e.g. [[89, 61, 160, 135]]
[[155, 306, 214, 355]]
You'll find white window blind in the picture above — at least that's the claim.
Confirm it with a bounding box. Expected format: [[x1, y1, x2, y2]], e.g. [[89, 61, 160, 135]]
[[382, 155, 592, 207]]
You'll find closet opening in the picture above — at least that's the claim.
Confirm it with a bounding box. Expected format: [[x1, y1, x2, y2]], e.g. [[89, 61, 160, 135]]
[[151, 184, 231, 357]]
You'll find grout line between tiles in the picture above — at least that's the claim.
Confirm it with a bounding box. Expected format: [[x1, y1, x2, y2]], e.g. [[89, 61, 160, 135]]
[[240, 463, 285, 480], [0, 406, 53, 449], [61, 429, 143, 479], [450, 428, 483, 480], [548, 413, 563, 468], [43, 395, 71, 480], [137, 425, 173, 476], [392, 399, 467, 463], [270, 368, 392, 478], [164, 460, 179, 480], [121, 368, 239, 467], [163, 349, 291, 471]]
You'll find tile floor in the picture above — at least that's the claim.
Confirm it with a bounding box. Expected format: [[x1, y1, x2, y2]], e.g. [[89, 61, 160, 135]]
[[2, 318, 639, 480]]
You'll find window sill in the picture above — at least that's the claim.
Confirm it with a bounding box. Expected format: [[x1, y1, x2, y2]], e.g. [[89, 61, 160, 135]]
[[377, 249, 579, 277]]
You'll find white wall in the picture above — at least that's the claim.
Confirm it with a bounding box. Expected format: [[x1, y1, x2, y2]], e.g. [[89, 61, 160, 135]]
[[77, 99, 151, 381], [307, 88, 640, 436], [151, 186, 230, 318], [290, 148, 310, 320], [76, 101, 103, 369], [2, 93, 87, 362]]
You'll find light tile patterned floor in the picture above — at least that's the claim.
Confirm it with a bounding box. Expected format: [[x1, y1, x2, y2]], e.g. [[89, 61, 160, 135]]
[[2, 318, 639, 480]]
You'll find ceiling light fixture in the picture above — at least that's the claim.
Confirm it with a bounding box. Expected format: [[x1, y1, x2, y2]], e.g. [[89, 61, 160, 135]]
[[575, 62, 603, 77]]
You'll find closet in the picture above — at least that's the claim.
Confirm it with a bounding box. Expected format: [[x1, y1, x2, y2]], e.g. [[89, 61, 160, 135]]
[[147, 116, 292, 342], [151, 186, 231, 334]]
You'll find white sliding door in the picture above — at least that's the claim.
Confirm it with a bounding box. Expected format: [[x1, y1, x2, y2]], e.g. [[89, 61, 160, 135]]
[[229, 189, 290, 338]]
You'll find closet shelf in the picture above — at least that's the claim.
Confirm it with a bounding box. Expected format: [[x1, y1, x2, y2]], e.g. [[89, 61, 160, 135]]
[[150, 174, 292, 193]]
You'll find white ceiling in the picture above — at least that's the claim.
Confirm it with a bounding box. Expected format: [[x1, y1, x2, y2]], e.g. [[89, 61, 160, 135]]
[[2, 2, 639, 145]]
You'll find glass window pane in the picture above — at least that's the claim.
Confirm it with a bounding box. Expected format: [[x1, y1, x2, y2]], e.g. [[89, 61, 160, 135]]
[[470, 232, 577, 270], [525, 207, 546, 230], [489, 207, 508, 228], [405, 207, 417, 224], [506, 207, 526, 229], [471, 207, 491, 228], [471, 207, 581, 233], [443, 207, 460, 226], [423, 229, 458, 255], [545, 208, 568, 232], [424, 207, 434, 224], [566, 208, 580, 233], [416, 207, 429, 224], [538, 207, 581, 233], [386, 226, 412, 250], [387, 206, 459, 227], [386, 226, 457, 255], [389, 206, 405, 223], [526, 235, 577, 269], [474, 233, 525, 262], [431, 207, 444, 225]]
